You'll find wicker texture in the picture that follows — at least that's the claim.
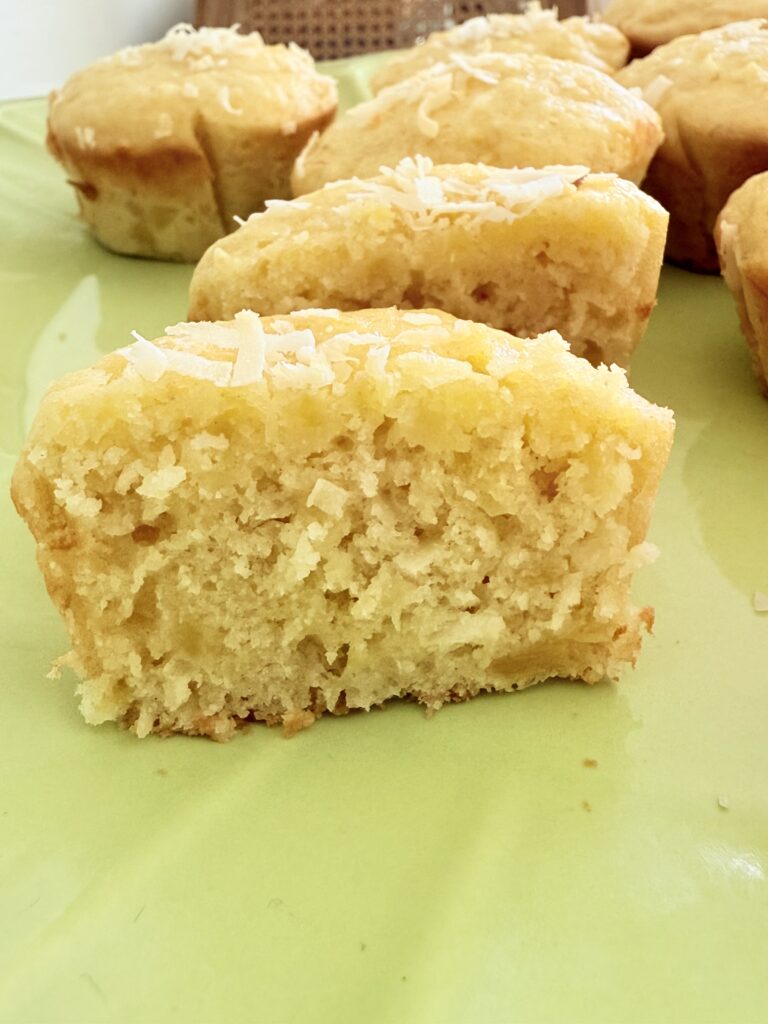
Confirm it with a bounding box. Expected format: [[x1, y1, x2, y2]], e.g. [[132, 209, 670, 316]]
[[195, 1, 587, 59]]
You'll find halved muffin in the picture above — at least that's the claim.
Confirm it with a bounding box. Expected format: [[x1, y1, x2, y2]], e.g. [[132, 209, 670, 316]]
[[12, 309, 674, 739], [192, 159, 668, 368]]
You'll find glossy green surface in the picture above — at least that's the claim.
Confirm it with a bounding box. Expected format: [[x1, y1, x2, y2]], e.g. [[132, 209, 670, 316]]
[[1, 57, 767, 1024]]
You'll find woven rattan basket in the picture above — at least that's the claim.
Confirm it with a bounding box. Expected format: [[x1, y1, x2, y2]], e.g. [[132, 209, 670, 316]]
[[195, 1, 588, 59]]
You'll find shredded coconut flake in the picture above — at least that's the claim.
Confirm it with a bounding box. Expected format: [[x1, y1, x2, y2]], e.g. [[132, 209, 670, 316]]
[[124, 333, 168, 382], [642, 74, 674, 107], [270, 360, 335, 390], [394, 350, 474, 387], [157, 23, 261, 63], [415, 72, 454, 137], [264, 198, 311, 212], [153, 112, 173, 139], [290, 308, 341, 318], [294, 131, 320, 182], [402, 312, 443, 325], [307, 478, 349, 517], [365, 344, 391, 377], [74, 126, 96, 149], [450, 51, 499, 85], [450, 5, 553, 46], [190, 54, 216, 71], [163, 349, 233, 386], [219, 85, 242, 115], [119, 47, 143, 67]]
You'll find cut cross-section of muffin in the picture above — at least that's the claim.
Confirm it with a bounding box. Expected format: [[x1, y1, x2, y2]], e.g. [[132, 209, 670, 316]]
[[191, 159, 668, 368], [12, 309, 674, 739]]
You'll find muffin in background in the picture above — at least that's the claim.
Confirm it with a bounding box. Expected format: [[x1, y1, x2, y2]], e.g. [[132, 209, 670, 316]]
[[616, 20, 768, 273], [47, 24, 338, 262], [292, 52, 663, 195], [602, 0, 768, 57], [716, 172, 768, 394], [371, 5, 630, 92], [192, 159, 668, 369]]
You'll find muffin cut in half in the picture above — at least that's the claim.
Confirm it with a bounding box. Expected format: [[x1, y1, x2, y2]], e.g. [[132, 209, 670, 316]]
[[47, 23, 338, 262], [191, 159, 668, 368], [292, 52, 663, 196], [716, 172, 768, 395], [616, 19, 768, 272], [12, 309, 674, 739], [371, 4, 629, 92]]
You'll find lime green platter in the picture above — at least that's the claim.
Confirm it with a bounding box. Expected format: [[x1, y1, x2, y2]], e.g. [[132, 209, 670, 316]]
[[1, 55, 767, 1024]]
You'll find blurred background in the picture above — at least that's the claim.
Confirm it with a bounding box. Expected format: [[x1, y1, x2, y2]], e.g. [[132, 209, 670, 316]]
[[0, 0, 601, 99]]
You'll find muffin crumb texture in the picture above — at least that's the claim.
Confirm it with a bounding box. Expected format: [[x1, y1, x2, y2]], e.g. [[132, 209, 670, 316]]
[[11, 310, 674, 739]]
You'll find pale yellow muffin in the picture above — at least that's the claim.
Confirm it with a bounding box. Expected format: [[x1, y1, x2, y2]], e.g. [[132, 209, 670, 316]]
[[716, 172, 768, 394], [616, 20, 768, 272], [47, 24, 337, 262], [11, 309, 674, 740], [603, 0, 768, 57], [371, 5, 630, 92], [291, 53, 663, 196], [192, 159, 668, 368]]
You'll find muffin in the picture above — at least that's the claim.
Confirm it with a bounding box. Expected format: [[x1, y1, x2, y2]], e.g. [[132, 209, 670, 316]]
[[46, 23, 338, 262], [371, 5, 630, 92], [292, 53, 662, 195], [11, 309, 674, 739], [716, 172, 768, 394], [616, 20, 768, 272], [602, 0, 768, 58], [191, 159, 668, 368]]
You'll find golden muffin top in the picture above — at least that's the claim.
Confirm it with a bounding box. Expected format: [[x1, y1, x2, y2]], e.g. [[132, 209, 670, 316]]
[[371, 4, 629, 91], [48, 23, 338, 152], [293, 52, 662, 195]]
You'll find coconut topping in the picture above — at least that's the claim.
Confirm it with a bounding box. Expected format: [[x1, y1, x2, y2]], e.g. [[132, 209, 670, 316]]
[[337, 155, 590, 230], [449, 52, 500, 85], [218, 86, 242, 115], [118, 310, 500, 392], [157, 23, 261, 62], [360, 53, 516, 138], [402, 312, 443, 325], [153, 112, 174, 139], [74, 126, 96, 149], [118, 47, 143, 67], [449, 3, 552, 45], [642, 74, 674, 107], [415, 72, 455, 137]]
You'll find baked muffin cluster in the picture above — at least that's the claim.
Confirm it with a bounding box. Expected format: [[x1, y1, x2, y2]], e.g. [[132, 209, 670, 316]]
[[36, 2, 768, 738]]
